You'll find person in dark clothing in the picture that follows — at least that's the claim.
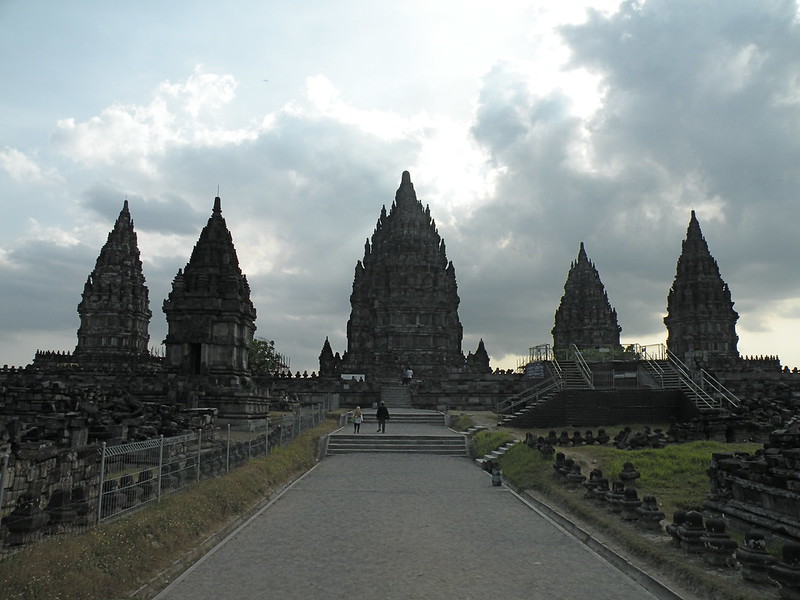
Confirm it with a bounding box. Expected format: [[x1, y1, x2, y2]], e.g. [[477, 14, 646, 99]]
[[376, 401, 389, 433]]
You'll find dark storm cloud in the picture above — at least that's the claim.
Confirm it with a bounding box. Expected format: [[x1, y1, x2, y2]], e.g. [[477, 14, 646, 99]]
[[82, 183, 207, 235], [132, 110, 423, 369], [458, 0, 800, 362], [0, 239, 96, 333]]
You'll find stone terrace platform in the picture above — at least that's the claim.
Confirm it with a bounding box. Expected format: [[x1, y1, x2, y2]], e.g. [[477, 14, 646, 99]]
[[154, 427, 672, 599]]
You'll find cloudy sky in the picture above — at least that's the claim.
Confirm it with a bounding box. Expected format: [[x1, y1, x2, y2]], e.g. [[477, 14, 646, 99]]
[[2, 0, 799, 372]]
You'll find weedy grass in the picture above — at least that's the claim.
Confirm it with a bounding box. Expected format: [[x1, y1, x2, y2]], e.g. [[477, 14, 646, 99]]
[[0, 418, 339, 600], [471, 429, 515, 458], [499, 440, 769, 600], [449, 412, 477, 432]]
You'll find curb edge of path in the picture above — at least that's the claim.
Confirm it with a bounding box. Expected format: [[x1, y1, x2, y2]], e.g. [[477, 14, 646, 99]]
[[496, 473, 686, 600]]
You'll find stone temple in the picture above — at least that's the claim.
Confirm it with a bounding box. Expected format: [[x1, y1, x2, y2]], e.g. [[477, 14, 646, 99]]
[[3, 174, 800, 575], [551, 242, 622, 357], [318, 171, 514, 408], [338, 171, 465, 380], [163, 196, 257, 382], [73, 200, 152, 366], [664, 210, 740, 367]]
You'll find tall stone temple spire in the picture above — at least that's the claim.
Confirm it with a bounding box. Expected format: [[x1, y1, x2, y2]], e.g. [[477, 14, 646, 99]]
[[664, 211, 739, 366], [163, 196, 256, 378], [552, 242, 621, 355], [74, 200, 152, 363], [339, 171, 464, 379]]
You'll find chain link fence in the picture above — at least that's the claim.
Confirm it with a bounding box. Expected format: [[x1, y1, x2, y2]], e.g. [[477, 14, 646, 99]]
[[97, 401, 331, 522]]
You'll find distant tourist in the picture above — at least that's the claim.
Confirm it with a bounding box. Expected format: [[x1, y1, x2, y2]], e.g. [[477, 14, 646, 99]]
[[376, 401, 390, 433], [352, 406, 363, 433], [402, 366, 413, 385]]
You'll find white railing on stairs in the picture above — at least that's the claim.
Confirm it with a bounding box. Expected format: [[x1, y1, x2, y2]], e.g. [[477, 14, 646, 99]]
[[665, 349, 740, 409], [569, 344, 594, 389], [496, 377, 563, 416]]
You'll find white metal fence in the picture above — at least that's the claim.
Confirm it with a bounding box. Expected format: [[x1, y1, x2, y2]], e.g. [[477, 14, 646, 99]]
[[96, 402, 329, 521]]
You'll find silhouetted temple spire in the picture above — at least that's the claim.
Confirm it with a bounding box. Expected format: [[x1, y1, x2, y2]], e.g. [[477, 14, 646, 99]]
[[465, 338, 492, 374], [74, 200, 151, 363], [318, 337, 339, 377], [664, 211, 739, 366], [552, 242, 621, 354], [163, 196, 256, 378], [339, 171, 464, 379]]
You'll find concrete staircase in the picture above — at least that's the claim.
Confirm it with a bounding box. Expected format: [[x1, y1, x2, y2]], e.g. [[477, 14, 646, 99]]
[[380, 382, 413, 408], [560, 360, 592, 389], [475, 440, 519, 469], [326, 433, 467, 456], [498, 386, 561, 427], [365, 411, 444, 425]]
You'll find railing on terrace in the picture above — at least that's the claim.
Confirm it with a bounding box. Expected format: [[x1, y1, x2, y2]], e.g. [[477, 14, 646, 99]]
[[517, 341, 740, 410], [528, 344, 554, 363]]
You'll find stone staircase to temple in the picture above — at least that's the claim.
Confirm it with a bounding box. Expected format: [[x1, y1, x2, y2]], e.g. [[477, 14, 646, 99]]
[[498, 360, 593, 427], [559, 360, 593, 389], [497, 381, 562, 427], [326, 432, 467, 456], [327, 410, 462, 455], [640, 355, 740, 411], [380, 381, 413, 408]]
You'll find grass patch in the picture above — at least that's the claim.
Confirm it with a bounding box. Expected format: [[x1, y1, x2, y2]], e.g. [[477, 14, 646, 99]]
[[472, 430, 515, 458], [499, 440, 768, 600], [548, 440, 760, 517], [449, 412, 476, 432], [0, 418, 339, 600]]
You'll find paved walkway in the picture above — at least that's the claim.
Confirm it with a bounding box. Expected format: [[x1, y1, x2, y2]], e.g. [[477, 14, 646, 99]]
[[154, 442, 663, 599]]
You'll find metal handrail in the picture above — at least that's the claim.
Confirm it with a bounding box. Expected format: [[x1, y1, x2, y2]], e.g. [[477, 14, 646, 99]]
[[665, 349, 718, 409], [497, 377, 563, 416], [639, 346, 667, 388], [570, 344, 594, 389], [699, 367, 740, 409]]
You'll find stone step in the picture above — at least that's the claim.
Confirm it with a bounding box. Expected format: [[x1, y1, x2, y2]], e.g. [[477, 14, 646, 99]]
[[326, 434, 467, 456], [475, 440, 519, 467], [380, 383, 413, 408], [463, 425, 487, 435], [357, 413, 444, 425]]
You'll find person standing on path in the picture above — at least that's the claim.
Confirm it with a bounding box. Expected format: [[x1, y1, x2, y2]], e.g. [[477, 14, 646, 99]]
[[376, 401, 389, 433], [352, 406, 363, 433]]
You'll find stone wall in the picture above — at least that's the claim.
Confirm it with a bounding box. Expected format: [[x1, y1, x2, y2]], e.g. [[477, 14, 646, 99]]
[[1, 443, 100, 547], [705, 420, 800, 543], [513, 389, 697, 428]]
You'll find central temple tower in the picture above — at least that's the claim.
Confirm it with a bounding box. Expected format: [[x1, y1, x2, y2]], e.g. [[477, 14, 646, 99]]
[[339, 171, 464, 380]]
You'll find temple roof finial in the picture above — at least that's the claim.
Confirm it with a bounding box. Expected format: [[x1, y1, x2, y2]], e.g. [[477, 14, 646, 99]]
[[213, 196, 222, 215]]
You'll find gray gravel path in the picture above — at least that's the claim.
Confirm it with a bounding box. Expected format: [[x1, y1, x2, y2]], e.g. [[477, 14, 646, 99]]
[[155, 453, 660, 600]]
